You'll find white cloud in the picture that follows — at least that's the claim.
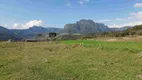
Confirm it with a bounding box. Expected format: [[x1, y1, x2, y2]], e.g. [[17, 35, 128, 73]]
[[84, 0, 90, 2], [79, 0, 90, 4], [108, 21, 142, 28], [130, 12, 142, 20], [134, 3, 142, 8], [115, 18, 126, 21], [13, 23, 21, 29], [4, 24, 8, 27], [100, 11, 142, 28], [0, 24, 8, 29], [99, 3, 142, 28], [97, 19, 111, 22], [113, 12, 142, 21], [66, 0, 90, 5], [66, 3, 71, 6], [0, 24, 8, 27], [97, 18, 127, 23], [128, 17, 133, 20], [108, 24, 122, 28], [79, 1, 84, 4], [12, 20, 44, 29], [25, 20, 43, 27]]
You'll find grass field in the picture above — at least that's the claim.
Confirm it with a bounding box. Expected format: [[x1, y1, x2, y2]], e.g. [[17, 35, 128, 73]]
[[0, 40, 142, 80]]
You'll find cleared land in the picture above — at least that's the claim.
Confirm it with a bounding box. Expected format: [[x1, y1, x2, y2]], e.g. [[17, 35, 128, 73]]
[[0, 40, 142, 80]]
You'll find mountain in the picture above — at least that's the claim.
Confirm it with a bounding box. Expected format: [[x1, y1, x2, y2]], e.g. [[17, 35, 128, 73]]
[[26, 26, 61, 33], [0, 20, 137, 40], [11, 26, 62, 38], [0, 26, 62, 40], [61, 19, 109, 34], [109, 26, 133, 31], [0, 26, 10, 33], [0, 26, 19, 40]]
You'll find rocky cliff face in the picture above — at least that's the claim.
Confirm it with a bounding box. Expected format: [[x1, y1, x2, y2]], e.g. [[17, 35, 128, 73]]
[[62, 19, 109, 34]]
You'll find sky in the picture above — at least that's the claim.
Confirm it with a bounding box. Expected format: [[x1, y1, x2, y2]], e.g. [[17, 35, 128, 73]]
[[0, 0, 142, 29]]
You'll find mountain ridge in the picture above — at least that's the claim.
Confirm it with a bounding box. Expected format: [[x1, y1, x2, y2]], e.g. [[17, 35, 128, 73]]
[[0, 19, 134, 40], [0, 26, 62, 40]]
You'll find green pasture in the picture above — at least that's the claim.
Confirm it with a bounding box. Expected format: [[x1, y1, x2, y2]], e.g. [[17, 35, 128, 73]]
[[0, 40, 142, 80]]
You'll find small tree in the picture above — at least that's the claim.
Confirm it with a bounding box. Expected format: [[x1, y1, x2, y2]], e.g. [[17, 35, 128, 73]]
[[49, 32, 57, 41], [36, 34, 42, 40]]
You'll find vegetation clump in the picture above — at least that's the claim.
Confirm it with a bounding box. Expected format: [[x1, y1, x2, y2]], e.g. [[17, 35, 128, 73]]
[[100, 25, 142, 37]]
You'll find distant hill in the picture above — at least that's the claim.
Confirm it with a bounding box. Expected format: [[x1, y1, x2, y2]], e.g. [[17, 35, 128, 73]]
[[0, 26, 62, 40], [126, 25, 142, 31], [101, 25, 142, 37], [0, 26, 10, 33], [61, 19, 109, 34], [0, 20, 139, 40], [0, 26, 16, 40], [11, 26, 62, 38], [109, 26, 133, 31], [124, 25, 142, 35]]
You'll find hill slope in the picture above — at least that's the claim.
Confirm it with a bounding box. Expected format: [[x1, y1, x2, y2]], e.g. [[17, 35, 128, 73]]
[[11, 26, 62, 38], [101, 25, 142, 37], [0, 26, 16, 40], [0, 26, 62, 40]]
